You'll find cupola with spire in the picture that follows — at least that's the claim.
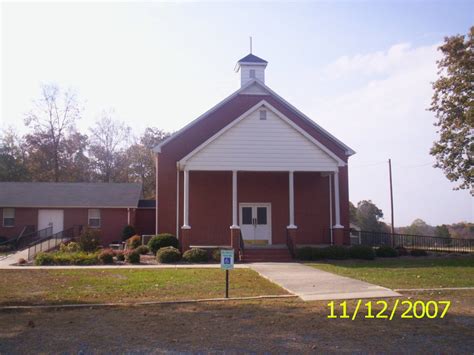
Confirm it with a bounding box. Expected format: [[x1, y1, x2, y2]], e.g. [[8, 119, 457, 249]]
[[234, 53, 268, 87]]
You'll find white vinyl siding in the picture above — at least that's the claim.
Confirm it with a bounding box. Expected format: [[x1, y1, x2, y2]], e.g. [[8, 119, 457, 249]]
[[240, 65, 265, 86], [88, 209, 101, 228], [184, 105, 339, 171], [2, 208, 15, 227]]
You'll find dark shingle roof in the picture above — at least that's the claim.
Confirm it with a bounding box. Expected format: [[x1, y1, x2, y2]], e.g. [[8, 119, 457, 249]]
[[138, 199, 156, 208], [0, 182, 142, 208], [237, 53, 268, 64]]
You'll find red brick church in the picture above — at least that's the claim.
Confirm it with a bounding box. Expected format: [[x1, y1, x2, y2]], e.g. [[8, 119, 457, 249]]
[[154, 53, 354, 260]]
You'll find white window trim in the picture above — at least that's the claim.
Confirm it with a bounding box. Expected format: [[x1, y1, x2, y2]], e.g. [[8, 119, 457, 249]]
[[2, 208, 15, 228], [88, 209, 101, 229]]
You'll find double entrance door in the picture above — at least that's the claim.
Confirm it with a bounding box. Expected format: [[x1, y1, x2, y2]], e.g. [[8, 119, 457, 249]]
[[239, 203, 271, 245]]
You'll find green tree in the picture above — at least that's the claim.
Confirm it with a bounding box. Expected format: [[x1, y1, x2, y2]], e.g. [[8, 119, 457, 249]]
[[353, 200, 389, 232], [125, 128, 170, 198], [435, 224, 451, 238], [0, 128, 30, 181], [429, 26, 473, 193], [404, 219, 435, 236], [349, 201, 358, 225]]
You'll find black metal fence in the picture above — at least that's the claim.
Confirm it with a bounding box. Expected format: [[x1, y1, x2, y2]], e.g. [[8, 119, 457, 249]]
[[349, 229, 474, 253]]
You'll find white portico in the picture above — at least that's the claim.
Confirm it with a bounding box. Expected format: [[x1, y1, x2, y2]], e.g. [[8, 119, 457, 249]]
[[177, 99, 345, 245]]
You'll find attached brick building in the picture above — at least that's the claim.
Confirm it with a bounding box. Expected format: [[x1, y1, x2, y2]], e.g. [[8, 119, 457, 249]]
[[0, 182, 155, 246], [154, 53, 355, 260]]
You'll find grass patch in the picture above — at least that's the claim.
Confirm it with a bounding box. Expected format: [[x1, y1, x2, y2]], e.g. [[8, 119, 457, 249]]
[[308, 256, 474, 289], [0, 269, 286, 306]]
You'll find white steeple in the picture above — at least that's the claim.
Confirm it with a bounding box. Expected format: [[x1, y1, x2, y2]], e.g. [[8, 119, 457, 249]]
[[235, 53, 268, 87]]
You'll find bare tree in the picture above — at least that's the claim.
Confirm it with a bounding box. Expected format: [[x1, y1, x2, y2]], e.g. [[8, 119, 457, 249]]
[[24, 83, 81, 182], [89, 110, 131, 182]]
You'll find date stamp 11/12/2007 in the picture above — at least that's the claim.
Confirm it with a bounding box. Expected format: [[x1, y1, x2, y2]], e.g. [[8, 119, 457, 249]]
[[327, 300, 451, 320]]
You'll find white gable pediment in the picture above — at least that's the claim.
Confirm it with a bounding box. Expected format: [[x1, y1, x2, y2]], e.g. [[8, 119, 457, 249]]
[[180, 101, 343, 172]]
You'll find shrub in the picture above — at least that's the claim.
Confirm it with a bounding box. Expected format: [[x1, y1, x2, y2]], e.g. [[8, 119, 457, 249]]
[[324, 245, 350, 259], [410, 249, 428, 257], [211, 249, 221, 262], [395, 246, 409, 256], [115, 251, 125, 262], [34, 251, 99, 266], [34, 252, 55, 265], [127, 235, 142, 249], [156, 246, 181, 263], [59, 241, 81, 253], [125, 250, 140, 264], [78, 229, 101, 252], [135, 245, 149, 255], [349, 245, 376, 260], [312, 247, 327, 260], [148, 234, 178, 254], [183, 248, 208, 263], [18, 258, 27, 265], [122, 225, 136, 241], [376, 245, 399, 258], [99, 249, 115, 264], [296, 247, 313, 261]]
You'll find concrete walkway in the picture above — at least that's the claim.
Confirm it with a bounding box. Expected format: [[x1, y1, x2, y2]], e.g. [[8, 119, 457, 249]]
[[0, 249, 28, 267], [249, 262, 400, 301]]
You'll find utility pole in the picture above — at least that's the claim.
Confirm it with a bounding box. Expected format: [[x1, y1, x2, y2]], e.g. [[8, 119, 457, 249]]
[[388, 159, 395, 245]]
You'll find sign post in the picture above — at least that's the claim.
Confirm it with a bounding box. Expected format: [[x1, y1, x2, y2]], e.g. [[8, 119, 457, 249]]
[[220, 249, 234, 298]]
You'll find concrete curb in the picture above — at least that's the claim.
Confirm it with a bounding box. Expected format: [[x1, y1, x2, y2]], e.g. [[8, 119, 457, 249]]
[[0, 263, 252, 270], [0, 294, 298, 311], [395, 287, 474, 292]]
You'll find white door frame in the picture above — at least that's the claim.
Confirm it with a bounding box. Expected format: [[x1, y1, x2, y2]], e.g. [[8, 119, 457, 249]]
[[239, 203, 272, 244]]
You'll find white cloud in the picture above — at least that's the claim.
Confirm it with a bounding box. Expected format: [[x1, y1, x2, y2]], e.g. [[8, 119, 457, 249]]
[[323, 42, 439, 79], [312, 43, 473, 226]]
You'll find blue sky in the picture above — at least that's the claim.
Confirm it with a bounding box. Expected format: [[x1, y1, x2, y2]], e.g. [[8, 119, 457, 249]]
[[1, 1, 473, 226]]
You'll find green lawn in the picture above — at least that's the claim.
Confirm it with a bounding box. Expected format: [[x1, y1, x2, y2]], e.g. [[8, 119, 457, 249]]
[[308, 256, 474, 289], [0, 269, 287, 306]]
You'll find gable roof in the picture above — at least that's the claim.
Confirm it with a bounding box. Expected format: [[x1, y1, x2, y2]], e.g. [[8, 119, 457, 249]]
[[154, 79, 355, 158], [237, 53, 268, 64], [0, 182, 142, 208], [179, 100, 344, 170]]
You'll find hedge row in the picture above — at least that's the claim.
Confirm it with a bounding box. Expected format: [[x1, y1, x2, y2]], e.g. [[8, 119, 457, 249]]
[[155, 247, 220, 263], [296, 245, 425, 261], [35, 251, 99, 265]]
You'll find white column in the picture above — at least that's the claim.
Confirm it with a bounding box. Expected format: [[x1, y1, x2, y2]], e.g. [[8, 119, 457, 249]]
[[230, 170, 239, 229], [287, 171, 297, 229], [333, 170, 342, 228], [182, 169, 190, 229]]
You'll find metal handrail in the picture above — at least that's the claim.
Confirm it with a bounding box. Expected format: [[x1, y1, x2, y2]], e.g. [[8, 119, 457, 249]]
[[0, 225, 35, 247], [27, 227, 76, 260], [16, 226, 53, 250]]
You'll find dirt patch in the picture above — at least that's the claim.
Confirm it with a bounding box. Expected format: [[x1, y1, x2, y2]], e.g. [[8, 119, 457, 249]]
[[1, 291, 473, 353]]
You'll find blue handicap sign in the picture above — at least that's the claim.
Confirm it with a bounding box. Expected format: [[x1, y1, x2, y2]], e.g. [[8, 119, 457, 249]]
[[220, 249, 234, 270]]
